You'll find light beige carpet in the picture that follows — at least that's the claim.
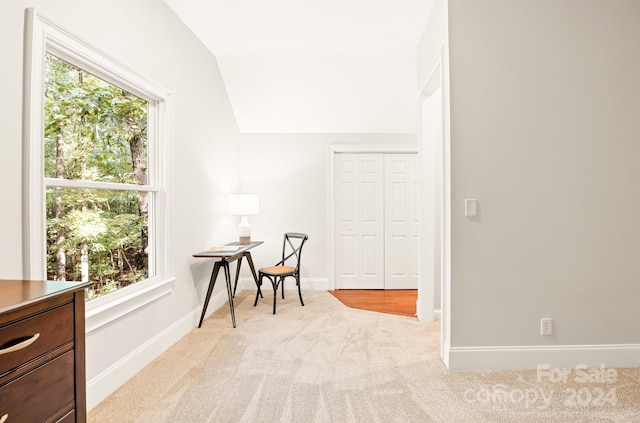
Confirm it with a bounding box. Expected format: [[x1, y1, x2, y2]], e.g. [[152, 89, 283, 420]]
[[89, 291, 640, 422]]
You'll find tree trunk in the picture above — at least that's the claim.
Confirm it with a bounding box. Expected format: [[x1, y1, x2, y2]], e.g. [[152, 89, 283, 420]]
[[129, 132, 148, 271], [81, 242, 89, 282], [79, 69, 89, 283], [55, 129, 66, 281]]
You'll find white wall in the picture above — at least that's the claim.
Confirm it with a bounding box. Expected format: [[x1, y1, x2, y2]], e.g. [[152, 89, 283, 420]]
[[1, 0, 243, 408], [417, 0, 450, 360], [217, 55, 418, 133], [416, 0, 449, 318], [238, 132, 417, 287], [441, 0, 640, 368], [0, 4, 27, 278], [417, 0, 448, 88]]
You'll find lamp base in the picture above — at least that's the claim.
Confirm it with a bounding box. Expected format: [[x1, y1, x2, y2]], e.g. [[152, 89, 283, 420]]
[[238, 216, 251, 245]]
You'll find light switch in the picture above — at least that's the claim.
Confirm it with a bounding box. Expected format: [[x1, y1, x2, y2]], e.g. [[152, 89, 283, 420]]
[[465, 199, 477, 217]]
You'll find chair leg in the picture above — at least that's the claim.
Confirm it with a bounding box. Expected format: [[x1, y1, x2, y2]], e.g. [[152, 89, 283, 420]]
[[271, 276, 279, 314], [281, 278, 285, 299], [273, 287, 277, 314], [296, 275, 304, 306]]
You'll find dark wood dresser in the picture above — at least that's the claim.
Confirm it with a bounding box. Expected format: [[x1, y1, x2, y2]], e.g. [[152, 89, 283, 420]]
[[0, 280, 90, 423]]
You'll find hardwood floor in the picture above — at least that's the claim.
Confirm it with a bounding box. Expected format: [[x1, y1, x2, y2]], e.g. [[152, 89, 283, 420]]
[[328, 289, 417, 318]]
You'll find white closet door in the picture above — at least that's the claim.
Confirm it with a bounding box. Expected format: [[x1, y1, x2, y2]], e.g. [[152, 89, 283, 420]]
[[334, 153, 384, 289], [384, 154, 420, 289]]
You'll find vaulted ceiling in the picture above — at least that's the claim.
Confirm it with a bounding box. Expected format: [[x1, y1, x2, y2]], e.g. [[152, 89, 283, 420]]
[[163, 0, 435, 133]]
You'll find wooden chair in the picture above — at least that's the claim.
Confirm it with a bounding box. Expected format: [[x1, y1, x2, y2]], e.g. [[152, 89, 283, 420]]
[[254, 232, 309, 314]]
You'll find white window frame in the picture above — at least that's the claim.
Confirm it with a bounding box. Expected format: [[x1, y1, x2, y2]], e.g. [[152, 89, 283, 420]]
[[23, 9, 175, 332]]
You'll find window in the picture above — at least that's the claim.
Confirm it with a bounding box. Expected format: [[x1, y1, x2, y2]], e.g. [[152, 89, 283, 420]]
[[44, 54, 155, 299], [24, 10, 174, 312]]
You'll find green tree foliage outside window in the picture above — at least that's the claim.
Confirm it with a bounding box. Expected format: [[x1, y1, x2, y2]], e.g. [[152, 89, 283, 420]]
[[44, 54, 152, 299]]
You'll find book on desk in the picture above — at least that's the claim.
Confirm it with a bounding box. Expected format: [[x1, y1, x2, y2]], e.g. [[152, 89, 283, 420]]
[[208, 245, 240, 252]]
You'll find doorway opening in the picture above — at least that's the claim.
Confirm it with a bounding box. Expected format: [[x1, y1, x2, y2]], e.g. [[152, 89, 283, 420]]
[[326, 54, 448, 365]]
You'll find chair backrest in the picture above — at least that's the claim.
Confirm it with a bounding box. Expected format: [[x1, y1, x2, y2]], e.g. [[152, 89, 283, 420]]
[[280, 232, 309, 273]]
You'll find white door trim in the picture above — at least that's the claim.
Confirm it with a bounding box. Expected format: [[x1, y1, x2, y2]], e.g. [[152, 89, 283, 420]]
[[328, 145, 418, 291], [419, 47, 450, 365]]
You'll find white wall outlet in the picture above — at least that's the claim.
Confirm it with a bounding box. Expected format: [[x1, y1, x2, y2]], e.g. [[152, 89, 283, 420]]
[[541, 318, 553, 336]]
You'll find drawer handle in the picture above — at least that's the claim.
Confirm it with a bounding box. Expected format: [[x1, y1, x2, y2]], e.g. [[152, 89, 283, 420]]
[[0, 414, 7, 423], [0, 333, 40, 356]]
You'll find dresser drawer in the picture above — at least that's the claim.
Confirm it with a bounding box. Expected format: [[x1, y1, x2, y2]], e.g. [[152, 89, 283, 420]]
[[54, 409, 76, 423], [0, 303, 74, 376], [0, 350, 75, 422]]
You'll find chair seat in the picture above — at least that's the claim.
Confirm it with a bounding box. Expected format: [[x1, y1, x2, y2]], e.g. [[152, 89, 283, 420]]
[[260, 265, 295, 276]]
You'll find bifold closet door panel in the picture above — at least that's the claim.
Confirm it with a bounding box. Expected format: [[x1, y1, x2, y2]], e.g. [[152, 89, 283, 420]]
[[334, 153, 385, 289]]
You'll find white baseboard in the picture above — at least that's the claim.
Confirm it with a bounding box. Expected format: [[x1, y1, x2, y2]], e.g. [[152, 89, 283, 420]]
[[448, 343, 640, 370], [237, 276, 329, 292], [442, 338, 451, 369], [300, 277, 329, 291], [86, 290, 228, 410]]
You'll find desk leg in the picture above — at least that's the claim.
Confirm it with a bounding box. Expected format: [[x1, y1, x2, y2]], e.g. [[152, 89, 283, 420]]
[[232, 256, 243, 298], [198, 261, 222, 328], [222, 260, 236, 328], [244, 252, 263, 298]]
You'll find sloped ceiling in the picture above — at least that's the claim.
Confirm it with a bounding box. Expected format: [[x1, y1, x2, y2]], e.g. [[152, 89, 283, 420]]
[[163, 0, 435, 133]]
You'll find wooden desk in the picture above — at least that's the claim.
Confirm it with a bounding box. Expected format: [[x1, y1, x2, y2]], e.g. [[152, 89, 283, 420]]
[[193, 241, 263, 328]]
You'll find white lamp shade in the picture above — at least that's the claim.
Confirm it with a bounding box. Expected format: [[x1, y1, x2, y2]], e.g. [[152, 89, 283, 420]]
[[228, 194, 260, 216]]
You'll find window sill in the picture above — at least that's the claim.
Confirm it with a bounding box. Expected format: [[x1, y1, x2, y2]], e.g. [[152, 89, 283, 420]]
[[85, 277, 176, 334]]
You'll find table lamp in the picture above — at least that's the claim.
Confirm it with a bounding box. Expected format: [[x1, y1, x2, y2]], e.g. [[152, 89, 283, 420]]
[[228, 194, 260, 244]]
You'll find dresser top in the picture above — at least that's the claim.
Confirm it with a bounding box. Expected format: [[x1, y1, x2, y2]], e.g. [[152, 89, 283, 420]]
[[0, 279, 91, 315]]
